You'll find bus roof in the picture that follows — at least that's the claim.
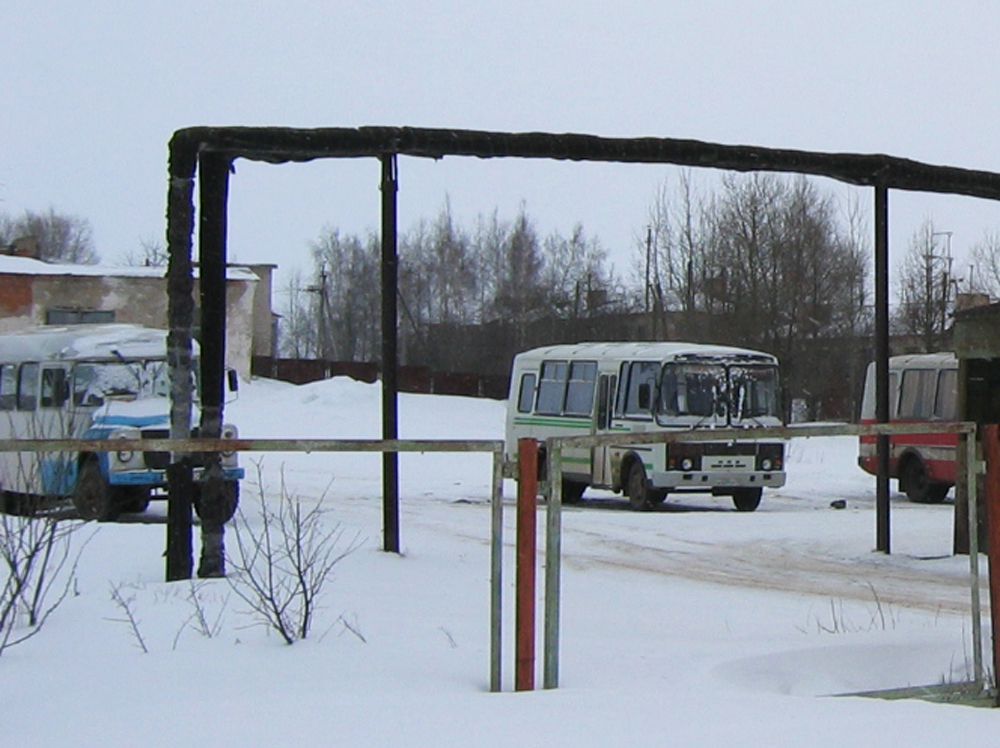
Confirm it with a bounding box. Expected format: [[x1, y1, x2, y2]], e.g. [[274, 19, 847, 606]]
[[512, 341, 778, 366], [0, 324, 184, 364], [883, 352, 958, 370]]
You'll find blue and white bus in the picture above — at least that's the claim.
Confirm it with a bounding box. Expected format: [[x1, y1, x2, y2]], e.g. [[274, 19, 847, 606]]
[[0, 324, 242, 520]]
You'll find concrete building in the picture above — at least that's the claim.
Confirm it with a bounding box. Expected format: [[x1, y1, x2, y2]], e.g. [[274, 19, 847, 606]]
[[0, 254, 274, 380]]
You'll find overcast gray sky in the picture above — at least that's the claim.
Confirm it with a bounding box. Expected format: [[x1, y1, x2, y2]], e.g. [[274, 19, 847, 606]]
[[3, 1, 999, 296]]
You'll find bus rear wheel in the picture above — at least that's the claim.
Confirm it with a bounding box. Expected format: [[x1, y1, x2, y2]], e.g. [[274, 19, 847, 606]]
[[562, 480, 587, 504], [73, 459, 118, 522], [900, 458, 949, 504], [732, 488, 762, 512], [119, 487, 151, 514]]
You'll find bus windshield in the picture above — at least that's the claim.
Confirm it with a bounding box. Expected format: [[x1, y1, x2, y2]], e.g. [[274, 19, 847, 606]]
[[71, 359, 172, 406], [657, 363, 780, 422]]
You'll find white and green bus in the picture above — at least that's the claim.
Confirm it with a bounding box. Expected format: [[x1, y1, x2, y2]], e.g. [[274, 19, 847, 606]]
[[505, 342, 785, 511], [0, 324, 243, 520]]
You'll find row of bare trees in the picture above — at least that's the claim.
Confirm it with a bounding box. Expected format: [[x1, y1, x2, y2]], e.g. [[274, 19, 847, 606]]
[[0, 208, 99, 264], [641, 173, 871, 418], [279, 205, 626, 363]]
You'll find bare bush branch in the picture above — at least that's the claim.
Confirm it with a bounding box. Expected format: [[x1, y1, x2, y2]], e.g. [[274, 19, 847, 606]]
[[107, 584, 149, 654], [0, 513, 88, 656], [227, 462, 363, 644]]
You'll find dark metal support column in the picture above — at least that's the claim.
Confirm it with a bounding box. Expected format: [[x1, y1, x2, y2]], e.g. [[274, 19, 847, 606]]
[[197, 151, 231, 577], [165, 135, 198, 581], [380, 154, 400, 553], [874, 185, 891, 554]]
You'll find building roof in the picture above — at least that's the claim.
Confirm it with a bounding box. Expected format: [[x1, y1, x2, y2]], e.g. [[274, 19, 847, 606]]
[[0, 255, 258, 282]]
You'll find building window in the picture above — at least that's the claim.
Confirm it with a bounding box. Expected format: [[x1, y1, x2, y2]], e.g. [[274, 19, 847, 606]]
[[45, 309, 116, 325]]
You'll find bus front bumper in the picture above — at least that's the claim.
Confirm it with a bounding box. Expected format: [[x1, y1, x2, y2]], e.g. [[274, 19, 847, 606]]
[[651, 470, 786, 491], [108, 466, 245, 487]]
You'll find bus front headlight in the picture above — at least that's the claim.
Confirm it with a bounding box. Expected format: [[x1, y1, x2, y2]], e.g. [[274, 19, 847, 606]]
[[221, 424, 238, 459], [110, 429, 140, 466]]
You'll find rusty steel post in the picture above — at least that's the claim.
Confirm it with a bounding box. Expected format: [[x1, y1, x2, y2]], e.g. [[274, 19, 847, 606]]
[[874, 184, 891, 554], [196, 151, 231, 578], [516, 438, 538, 691], [165, 133, 198, 582], [381, 154, 400, 554]]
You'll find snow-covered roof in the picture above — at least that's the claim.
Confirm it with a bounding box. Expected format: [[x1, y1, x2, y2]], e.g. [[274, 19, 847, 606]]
[[885, 352, 957, 370], [0, 323, 196, 362], [513, 341, 778, 365], [0, 255, 258, 282]]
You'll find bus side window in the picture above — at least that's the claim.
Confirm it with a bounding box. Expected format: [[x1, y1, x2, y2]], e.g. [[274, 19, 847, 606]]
[[0, 365, 16, 410], [536, 361, 568, 415], [564, 361, 597, 416], [614, 363, 629, 417], [41, 367, 68, 408], [17, 363, 39, 411], [934, 368, 958, 420], [899, 369, 935, 419], [517, 373, 536, 413], [622, 361, 657, 418]]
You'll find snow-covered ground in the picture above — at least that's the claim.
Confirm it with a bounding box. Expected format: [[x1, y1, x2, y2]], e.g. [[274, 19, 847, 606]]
[[2, 376, 996, 747]]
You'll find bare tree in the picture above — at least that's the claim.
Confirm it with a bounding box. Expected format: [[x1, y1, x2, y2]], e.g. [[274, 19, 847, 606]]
[[968, 229, 1000, 296], [542, 224, 617, 318], [277, 269, 318, 358], [119, 237, 168, 267], [310, 229, 381, 361], [637, 173, 869, 419], [895, 219, 955, 352], [0, 208, 99, 264]]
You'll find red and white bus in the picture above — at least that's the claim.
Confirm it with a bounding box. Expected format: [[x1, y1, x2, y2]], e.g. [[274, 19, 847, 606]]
[[857, 352, 958, 503]]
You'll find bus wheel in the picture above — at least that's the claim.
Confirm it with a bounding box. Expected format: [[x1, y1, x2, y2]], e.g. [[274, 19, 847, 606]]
[[119, 487, 150, 514], [73, 459, 118, 522], [732, 488, 762, 512], [626, 461, 653, 511], [562, 480, 586, 504], [194, 480, 240, 525], [901, 459, 948, 503]]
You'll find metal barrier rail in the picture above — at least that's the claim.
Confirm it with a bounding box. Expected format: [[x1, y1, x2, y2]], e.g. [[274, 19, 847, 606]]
[[0, 437, 504, 454]]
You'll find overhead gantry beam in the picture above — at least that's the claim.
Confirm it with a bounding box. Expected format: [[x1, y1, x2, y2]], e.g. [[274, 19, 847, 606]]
[[166, 125, 1000, 580]]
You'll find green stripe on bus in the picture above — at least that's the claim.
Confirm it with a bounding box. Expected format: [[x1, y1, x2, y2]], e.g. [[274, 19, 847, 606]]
[[513, 417, 590, 428], [513, 416, 631, 432]]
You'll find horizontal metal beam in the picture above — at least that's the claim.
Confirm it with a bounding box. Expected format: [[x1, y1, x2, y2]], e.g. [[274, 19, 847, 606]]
[[170, 126, 1000, 201], [0, 438, 504, 454], [550, 421, 977, 450]]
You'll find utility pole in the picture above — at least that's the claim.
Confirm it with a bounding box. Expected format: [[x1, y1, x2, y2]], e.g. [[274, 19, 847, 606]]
[[306, 263, 334, 361], [931, 230, 954, 349]]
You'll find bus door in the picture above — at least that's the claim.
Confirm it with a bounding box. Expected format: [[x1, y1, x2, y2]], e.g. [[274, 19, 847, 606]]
[[38, 364, 75, 494], [592, 373, 616, 486]]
